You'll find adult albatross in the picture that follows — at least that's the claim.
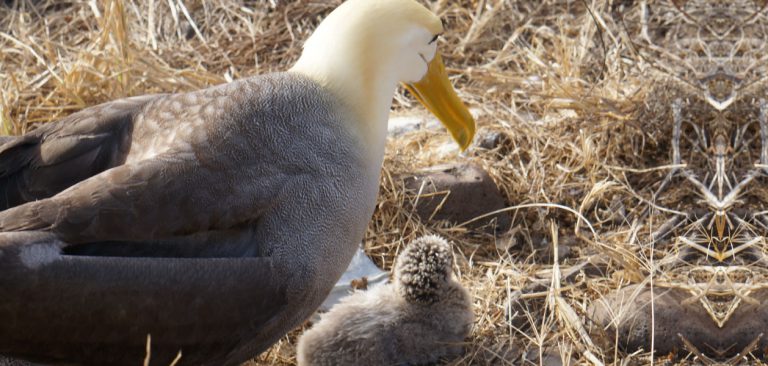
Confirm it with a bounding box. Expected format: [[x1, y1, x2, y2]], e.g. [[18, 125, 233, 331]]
[[0, 0, 475, 365]]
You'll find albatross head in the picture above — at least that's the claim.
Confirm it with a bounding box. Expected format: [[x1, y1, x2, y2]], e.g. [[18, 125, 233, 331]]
[[290, 0, 476, 155]]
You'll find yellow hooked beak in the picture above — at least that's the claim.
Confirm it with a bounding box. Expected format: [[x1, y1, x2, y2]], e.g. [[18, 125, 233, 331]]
[[403, 53, 476, 151]]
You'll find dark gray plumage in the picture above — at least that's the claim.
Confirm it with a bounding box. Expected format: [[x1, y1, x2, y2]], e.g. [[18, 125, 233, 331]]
[[0, 74, 377, 365], [0, 95, 155, 210], [296, 235, 474, 366], [0, 355, 43, 366]]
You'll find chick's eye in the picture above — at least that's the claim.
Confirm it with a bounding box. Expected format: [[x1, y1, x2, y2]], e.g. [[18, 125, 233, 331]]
[[429, 34, 440, 44]]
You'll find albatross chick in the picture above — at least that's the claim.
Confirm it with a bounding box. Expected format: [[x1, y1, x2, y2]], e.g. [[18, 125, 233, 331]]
[[297, 235, 474, 366]]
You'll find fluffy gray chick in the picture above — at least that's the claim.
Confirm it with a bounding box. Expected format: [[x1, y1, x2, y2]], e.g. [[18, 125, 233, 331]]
[[297, 235, 473, 366]]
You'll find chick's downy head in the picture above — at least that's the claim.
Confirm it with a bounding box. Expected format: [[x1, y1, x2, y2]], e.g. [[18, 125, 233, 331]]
[[394, 235, 454, 304]]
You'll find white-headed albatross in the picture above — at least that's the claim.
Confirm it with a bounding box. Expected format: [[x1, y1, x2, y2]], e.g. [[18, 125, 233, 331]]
[[0, 0, 475, 365]]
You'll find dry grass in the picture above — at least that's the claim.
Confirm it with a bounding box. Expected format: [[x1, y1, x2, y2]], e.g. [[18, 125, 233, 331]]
[[1, 0, 745, 365]]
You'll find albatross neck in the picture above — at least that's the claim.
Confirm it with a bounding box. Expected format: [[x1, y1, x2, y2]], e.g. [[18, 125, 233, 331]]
[[290, 51, 397, 166]]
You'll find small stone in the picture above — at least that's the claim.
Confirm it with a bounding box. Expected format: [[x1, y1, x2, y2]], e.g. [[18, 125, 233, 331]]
[[402, 163, 511, 233], [477, 131, 508, 150]]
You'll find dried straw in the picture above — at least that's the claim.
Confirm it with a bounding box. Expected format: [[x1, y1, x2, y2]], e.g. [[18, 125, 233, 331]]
[[1, 0, 705, 365]]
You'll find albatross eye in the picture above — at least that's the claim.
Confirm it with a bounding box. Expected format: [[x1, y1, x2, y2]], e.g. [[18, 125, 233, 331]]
[[428, 34, 441, 44]]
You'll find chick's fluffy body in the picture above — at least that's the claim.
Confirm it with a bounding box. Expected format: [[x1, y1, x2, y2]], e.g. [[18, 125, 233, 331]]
[[297, 235, 473, 366]]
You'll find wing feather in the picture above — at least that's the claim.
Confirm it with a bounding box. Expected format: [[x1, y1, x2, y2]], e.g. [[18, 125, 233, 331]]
[[0, 95, 159, 210], [0, 152, 270, 244]]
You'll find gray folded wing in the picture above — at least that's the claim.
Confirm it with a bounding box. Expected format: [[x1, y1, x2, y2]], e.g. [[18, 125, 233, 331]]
[[0, 145, 290, 247], [0, 95, 158, 211]]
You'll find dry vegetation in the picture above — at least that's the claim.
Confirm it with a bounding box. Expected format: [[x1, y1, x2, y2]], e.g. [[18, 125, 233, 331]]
[[0, 0, 740, 365]]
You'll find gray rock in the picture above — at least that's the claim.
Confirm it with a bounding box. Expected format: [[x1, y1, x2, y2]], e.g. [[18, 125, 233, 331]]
[[477, 131, 508, 150], [590, 284, 768, 358], [402, 164, 511, 233]]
